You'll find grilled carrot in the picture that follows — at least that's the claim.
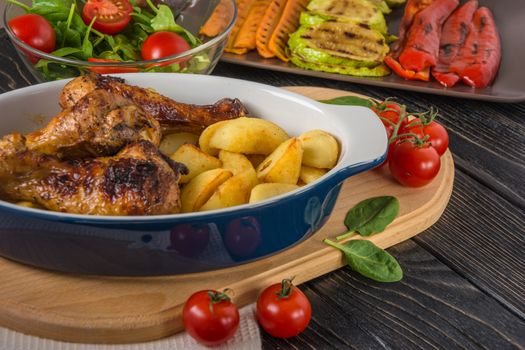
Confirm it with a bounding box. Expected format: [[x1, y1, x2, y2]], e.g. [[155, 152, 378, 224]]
[[233, 0, 272, 50], [225, 0, 255, 54], [431, 0, 478, 87], [449, 7, 501, 88], [256, 0, 288, 58], [200, 0, 234, 37], [399, 0, 459, 72], [267, 0, 309, 62]]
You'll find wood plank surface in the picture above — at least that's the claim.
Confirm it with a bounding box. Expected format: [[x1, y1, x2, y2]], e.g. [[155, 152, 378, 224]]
[[0, 87, 454, 344]]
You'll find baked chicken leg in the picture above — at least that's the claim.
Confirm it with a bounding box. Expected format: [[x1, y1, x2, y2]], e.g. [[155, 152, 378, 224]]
[[59, 74, 248, 134], [26, 89, 161, 159], [0, 135, 187, 215]]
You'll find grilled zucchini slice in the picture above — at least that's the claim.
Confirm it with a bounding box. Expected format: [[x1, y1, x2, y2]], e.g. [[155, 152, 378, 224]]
[[290, 56, 390, 76], [307, 0, 388, 34]]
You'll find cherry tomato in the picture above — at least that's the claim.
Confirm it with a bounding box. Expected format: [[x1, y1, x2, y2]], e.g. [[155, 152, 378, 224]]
[[224, 217, 261, 258], [8, 14, 56, 63], [183, 290, 240, 346], [389, 141, 441, 187], [256, 278, 311, 338], [402, 119, 449, 156], [168, 223, 210, 257], [87, 58, 140, 74], [141, 31, 191, 66], [372, 101, 402, 122], [82, 0, 132, 35]]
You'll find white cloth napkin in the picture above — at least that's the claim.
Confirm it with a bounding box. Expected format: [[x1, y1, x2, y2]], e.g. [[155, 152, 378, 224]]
[[0, 305, 261, 350]]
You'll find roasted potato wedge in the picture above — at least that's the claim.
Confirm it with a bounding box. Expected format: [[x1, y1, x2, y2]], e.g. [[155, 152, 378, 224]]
[[298, 130, 339, 169], [300, 165, 328, 184], [200, 168, 258, 211], [181, 168, 232, 212], [219, 150, 256, 175], [170, 144, 222, 183], [199, 120, 229, 156], [247, 154, 266, 168], [209, 117, 289, 155], [249, 183, 299, 204], [256, 138, 303, 184], [159, 132, 199, 155]]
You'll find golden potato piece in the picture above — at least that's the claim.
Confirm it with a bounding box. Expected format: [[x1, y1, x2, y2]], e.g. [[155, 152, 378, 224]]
[[247, 154, 266, 168], [209, 117, 289, 155], [170, 144, 222, 183], [219, 150, 255, 175], [181, 168, 232, 212], [249, 183, 299, 204], [200, 168, 258, 211], [300, 166, 328, 184], [256, 138, 303, 184], [199, 120, 229, 155], [299, 130, 339, 169], [159, 132, 199, 155], [16, 201, 42, 209]]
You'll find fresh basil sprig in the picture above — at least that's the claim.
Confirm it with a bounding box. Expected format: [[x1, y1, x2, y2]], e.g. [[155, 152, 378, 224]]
[[320, 96, 375, 108], [324, 196, 403, 282], [338, 196, 399, 240], [324, 239, 403, 282]]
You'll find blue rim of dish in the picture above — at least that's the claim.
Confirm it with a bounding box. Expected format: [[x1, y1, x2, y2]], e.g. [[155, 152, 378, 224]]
[[3, 0, 237, 68]]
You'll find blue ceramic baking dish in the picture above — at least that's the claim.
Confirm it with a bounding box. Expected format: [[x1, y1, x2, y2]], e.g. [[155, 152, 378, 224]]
[[0, 74, 387, 275]]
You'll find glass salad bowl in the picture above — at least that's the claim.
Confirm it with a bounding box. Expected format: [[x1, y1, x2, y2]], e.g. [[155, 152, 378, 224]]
[[3, 0, 236, 82]]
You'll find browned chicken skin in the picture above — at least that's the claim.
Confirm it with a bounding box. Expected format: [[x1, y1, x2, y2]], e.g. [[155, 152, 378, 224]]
[[26, 89, 162, 159], [59, 74, 248, 134], [0, 136, 187, 215]]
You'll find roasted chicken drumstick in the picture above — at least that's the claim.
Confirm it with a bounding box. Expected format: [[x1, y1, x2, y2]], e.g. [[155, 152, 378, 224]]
[[0, 135, 187, 215], [60, 74, 248, 134], [26, 89, 161, 159]]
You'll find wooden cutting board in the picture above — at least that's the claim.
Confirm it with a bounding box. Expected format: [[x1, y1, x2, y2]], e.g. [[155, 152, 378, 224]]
[[0, 87, 454, 344]]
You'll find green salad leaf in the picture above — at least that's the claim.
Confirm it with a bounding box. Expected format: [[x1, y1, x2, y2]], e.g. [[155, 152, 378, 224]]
[[150, 5, 199, 46]]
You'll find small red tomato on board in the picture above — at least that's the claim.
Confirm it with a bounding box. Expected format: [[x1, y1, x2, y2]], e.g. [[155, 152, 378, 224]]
[[389, 141, 441, 187], [87, 58, 140, 74], [256, 278, 311, 338], [183, 289, 240, 346], [141, 31, 191, 66], [402, 119, 449, 156], [8, 14, 56, 62], [82, 0, 132, 35]]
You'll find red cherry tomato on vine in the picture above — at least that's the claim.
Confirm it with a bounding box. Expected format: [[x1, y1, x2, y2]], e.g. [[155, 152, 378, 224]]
[[183, 290, 239, 346], [256, 278, 311, 338], [82, 0, 132, 35], [141, 31, 191, 66], [389, 141, 441, 187], [372, 101, 402, 122], [87, 58, 140, 74], [8, 14, 56, 62], [401, 119, 449, 156]]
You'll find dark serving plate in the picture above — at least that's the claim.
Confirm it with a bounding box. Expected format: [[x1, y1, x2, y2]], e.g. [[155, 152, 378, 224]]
[[221, 0, 525, 103]]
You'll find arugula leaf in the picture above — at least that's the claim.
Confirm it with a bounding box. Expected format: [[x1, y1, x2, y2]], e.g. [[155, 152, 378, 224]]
[[320, 96, 375, 108], [150, 5, 199, 46], [324, 239, 403, 282], [50, 47, 83, 57]]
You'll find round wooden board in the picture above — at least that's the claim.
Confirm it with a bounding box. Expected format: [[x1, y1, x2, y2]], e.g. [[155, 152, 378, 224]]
[[0, 87, 454, 344]]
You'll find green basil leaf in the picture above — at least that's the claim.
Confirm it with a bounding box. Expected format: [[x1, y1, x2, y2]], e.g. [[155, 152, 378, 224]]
[[50, 47, 83, 57], [345, 196, 399, 236], [325, 239, 402, 282], [320, 96, 375, 108]]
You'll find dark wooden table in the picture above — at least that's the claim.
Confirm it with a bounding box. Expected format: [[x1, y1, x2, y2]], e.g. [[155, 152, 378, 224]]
[[0, 29, 524, 349]]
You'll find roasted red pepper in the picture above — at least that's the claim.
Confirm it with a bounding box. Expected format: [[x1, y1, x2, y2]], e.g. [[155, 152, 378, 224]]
[[385, 0, 435, 81], [431, 0, 478, 87], [449, 7, 501, 88], [399, 0, 459, 72]]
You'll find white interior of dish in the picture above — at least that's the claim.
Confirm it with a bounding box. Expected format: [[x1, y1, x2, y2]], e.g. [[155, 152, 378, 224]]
[[0, 74, 387, 221]]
